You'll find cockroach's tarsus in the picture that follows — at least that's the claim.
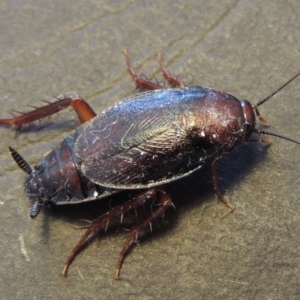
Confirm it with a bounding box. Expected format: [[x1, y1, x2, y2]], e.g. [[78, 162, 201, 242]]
[[114, 187, 173, 280], [61, 188, 160, 279], [211, 161, 236, 211], [123, 49, 165, 90], [158, 52, 185, 88], [123, 49, 186, 90], [1, 50, 300, 279]]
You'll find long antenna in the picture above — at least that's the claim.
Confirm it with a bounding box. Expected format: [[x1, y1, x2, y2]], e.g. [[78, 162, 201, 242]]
[[250, 71, 300, 145], [254, 70, 300, 108], [254, 129, 300, 145]]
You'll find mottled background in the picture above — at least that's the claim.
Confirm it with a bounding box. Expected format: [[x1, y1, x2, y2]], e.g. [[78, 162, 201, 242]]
[[0, 1, 300, 299]]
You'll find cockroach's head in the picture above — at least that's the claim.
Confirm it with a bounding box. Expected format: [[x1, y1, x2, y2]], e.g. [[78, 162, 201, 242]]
[[240, 71, 300, 145], [241, 99, 256, 138]]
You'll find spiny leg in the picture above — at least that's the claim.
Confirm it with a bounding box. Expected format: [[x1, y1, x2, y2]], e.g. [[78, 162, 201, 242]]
[[211, 160, 236, 211], [115, 187, 173, 279], [0, 95, 96, 130], [123, 49, 165, 90], [158, 53, 185, 88], [61, 188, 157, 277]]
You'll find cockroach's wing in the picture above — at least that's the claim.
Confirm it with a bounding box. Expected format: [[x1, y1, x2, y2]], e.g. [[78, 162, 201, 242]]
[[75, 88, 215, 189]]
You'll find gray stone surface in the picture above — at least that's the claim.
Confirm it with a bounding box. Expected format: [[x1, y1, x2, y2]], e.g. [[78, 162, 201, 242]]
[[0, 1, 300, 299]]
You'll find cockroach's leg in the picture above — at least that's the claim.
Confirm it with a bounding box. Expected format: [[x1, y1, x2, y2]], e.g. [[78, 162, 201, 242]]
[[61, 188, 158, 277], [70, 97, 97, 123], [0, 96, 96, 130], [158, 53, 185, 88], [123, 49, 164, 90], [211, 161, 236, 211], [115, 187, 173, 279]]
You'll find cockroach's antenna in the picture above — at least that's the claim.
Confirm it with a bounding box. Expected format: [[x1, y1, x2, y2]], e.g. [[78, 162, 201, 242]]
[[252, 71, 300, 144]]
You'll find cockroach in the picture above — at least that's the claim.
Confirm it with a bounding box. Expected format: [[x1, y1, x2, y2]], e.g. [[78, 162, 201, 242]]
[[0, 50, 299, 279]]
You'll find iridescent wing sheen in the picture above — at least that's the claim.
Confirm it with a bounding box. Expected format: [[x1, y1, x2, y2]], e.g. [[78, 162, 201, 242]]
[[75, 88, 216, 188]]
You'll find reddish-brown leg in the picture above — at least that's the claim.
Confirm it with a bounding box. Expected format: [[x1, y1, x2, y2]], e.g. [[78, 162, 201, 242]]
[[211, 160, 236, 211], [158, 53, 185, 88], [61, 188, 158, 277], [0, 94, 96, 130], [115, 187, 173, 279], [123, 49, 165, 90]]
